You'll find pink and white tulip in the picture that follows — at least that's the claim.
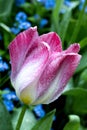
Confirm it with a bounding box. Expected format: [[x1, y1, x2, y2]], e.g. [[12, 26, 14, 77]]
[[8, 26, 81, 105]]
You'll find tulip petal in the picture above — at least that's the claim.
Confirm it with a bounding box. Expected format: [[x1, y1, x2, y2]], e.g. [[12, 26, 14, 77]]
[[8, 27, 39, 80], [40, 32, 62, 52], [33, 53, 81, 104], [14, 41, 49, 104], [65, 43, 80, 53]]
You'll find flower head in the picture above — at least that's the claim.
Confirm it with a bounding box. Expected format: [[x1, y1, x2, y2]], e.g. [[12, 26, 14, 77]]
[[8, 26, 81, 105]]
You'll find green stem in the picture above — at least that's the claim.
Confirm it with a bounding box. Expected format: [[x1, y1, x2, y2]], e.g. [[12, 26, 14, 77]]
[[15, 105, 27, 130], [69, 0, 87, 44]]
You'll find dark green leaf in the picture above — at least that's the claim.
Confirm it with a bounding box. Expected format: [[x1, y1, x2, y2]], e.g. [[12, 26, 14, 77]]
[[0, 0, 14, 17], [59, 8, 71, 45], [76, 52, 87, 73], [69, 0, 87, 44], [64, 88, 87, 114], [0, 101, 13, 130], [32, 109, 56, 130]]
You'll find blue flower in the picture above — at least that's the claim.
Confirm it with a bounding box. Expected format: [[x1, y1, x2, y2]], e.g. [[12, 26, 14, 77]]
[[33, 105, 45, 118], [3, 99, 14, 111], [2, 91, 18, 101], [2, 88, 19, 111], [40, 19, 48, 28], [37, 0, 55, 9], [0, 57, 9, 72], [45, 0, 55, 9], [15, 0, 26, 6], [15, 12, 27, 23], [19, 21, 31, 30], [10, 27, 20, 35]]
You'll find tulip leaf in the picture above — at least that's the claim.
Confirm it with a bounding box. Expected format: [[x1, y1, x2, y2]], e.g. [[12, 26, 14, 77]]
[[79, 37, 87, 49], [11, 108, 36, 130], [76, 52, 87, 73], [0, 0, 14, 17], [64, 88, 87, 114], [51, 0, 64, 33], [0, 101, 13, 130], [0, 23, 11, 33], [59, 8, 71, 45], [32, 109, 56, 130], [69, 0, 87, 43], [59, 1, 79, 45], [63, 115, 80, 130]]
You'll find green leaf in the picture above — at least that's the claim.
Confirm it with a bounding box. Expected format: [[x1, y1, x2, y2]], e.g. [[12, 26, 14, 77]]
[[0, 101, 13, 130], [69, 0, 87, 44], [12, 108, 36, 130], [0, 23, 11, 32], [78, 69, 87, 87], [79, 37, 87, 49], [76, 52, 87, 73], [0, 0, 14, 17], [59, 1, 79, 45], [64, 88, 87, 114], [51, 0, 64, 33], [32, 109, 56, 130], [59, 8, 71, 46], [63, 115, 80, 130]]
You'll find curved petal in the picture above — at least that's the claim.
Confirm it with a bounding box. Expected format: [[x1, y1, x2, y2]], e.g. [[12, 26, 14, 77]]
[[8, 27, 39, 80], [33, 53, 81, 104], [65, 43, 80, 53], [40, 32, 62, 52], [14, 42, 50, 104]]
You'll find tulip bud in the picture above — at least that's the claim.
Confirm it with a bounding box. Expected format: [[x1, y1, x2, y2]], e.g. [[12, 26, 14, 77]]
[[8, 26, 81, 105]]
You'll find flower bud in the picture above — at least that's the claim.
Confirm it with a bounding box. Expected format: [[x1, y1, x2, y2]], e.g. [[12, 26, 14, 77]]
[[8, 27, 81, 105]]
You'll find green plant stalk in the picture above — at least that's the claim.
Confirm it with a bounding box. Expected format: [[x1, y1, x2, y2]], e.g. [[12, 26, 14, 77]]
[[69, 0, 87, 44], [15, 105, 27, 130]]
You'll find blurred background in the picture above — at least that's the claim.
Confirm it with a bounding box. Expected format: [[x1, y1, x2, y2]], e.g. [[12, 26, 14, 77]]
[[0, 0, 87, 130]]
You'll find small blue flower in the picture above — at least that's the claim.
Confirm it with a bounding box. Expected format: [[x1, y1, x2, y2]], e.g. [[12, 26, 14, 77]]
[[40, 19, 48, 28], [45, 0, 55, 9], [34, 105, 45, 118], [15, 12, 27, 23], [3, 99, 14, 111], [0, 58, 9, 72], [37, 0, 55, 9], [2, 91, 18, 101], [10, 27, 20, 34], [15, 0, 26, 6], [19, 21, 31, 30], [2, 88, 19, 111]]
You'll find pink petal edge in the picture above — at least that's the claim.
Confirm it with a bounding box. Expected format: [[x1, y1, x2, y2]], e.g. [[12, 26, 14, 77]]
[[40, 32, 62, 52], [8, 27, 39, 80]]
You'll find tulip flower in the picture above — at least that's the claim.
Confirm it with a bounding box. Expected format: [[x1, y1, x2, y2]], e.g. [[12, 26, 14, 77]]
[[8, 26, 81, 105]]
